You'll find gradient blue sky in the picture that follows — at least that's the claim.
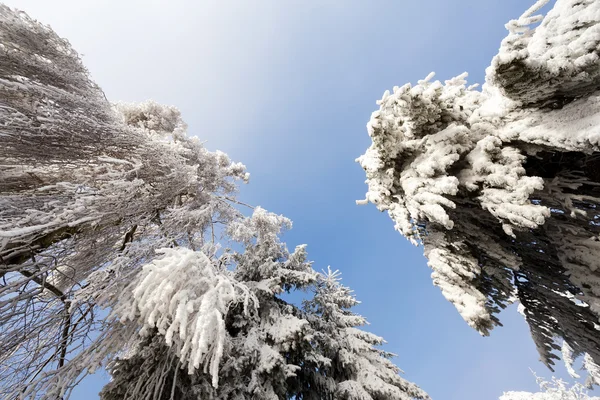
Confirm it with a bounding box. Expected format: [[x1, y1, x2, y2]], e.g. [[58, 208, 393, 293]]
[[6, 1, 596, 399]]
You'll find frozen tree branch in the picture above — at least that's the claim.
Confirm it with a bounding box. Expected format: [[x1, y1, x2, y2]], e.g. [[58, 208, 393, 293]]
[[358, 0, 600, 378]]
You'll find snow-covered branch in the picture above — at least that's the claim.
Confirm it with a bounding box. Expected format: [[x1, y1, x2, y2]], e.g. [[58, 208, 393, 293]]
[[358, 0, 600, 373]]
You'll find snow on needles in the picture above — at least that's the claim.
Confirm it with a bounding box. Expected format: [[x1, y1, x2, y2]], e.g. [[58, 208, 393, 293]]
[[357, 0, 600, 373], [115, 247, 256, 388]]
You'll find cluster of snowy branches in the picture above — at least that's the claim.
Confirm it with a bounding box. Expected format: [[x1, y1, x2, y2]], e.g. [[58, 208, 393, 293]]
[[0, 5, 428, 400], [358, 0, 600, 381], [500, 375, 600, 400]]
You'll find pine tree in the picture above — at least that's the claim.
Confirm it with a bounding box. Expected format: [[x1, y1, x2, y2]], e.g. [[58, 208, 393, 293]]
[[302, 268, 430, 400], [357, 0, 600, 374]]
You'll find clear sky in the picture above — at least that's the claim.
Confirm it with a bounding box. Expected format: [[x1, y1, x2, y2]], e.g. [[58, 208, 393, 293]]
[[5, 1, 596, 399]]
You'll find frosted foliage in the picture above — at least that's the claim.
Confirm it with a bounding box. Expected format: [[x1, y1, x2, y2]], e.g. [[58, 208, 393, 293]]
[[0, 5, 426, 400], [114, 248, 255, 388], [562, 341, 582, 379], [0, 5, 266, 399], [301, 268, 430, 400], [114, 100, 185, 135], [229, 207, 317, 293], [490, 0, 600, 106], [500, 376, 600, 400], [228, 206, 292, 245], [584, 354, 600, 388], [425, 238, 491, 331], [358, 0, 600, 373], [337, 381, 373, 400]]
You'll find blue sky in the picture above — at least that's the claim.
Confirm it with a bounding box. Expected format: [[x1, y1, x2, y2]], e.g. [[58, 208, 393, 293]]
[[7, 1, 596, 398]]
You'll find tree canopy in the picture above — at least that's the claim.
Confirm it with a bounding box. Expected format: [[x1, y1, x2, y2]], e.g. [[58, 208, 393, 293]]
[[358, 0, 600, 376], [0, 5, 426, 399]]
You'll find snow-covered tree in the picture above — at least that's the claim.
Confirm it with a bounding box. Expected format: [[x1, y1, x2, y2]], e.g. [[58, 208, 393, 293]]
[[500, 375, 600, 400], [561, 341, 600, 390], [0, 6, 427, 399], [99, 209, 315, 400], [0, 5, 250, 395], [357, 0, 600, 374], [301, 268, 430, 400]]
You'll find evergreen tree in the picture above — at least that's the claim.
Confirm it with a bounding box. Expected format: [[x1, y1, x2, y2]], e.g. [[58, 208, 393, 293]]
[[302, 268, 429, 400], [357, 0, 600, 374]]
